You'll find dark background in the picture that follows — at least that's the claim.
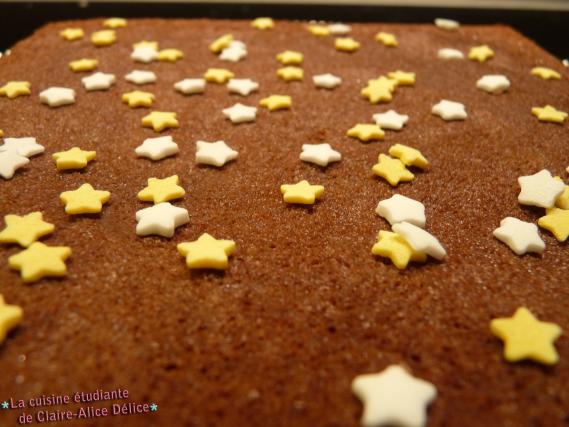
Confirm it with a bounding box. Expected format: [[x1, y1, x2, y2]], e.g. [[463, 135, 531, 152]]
[[0, 2, 568, 60]]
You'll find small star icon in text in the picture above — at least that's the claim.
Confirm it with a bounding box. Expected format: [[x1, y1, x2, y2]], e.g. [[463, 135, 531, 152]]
[[53, 147, 96, 171], [9, 242, 71, 283], [60, 183, 110, 215], [142, 112, 179, 132], [150, 403, 158, 412], [0, 295, 23, 344], [493, 217, 545, 255], [281, 180, 324, 205], [531, 105, 567, 123], [196, 140, 238, 167], [136, 203, 189, 238], [138, 175, 185, 204], [177, 233, 236, 270], [1, 401, 9, 409], [432, 99, 467, 121], [0, 212, 54, 247], [300, 143, 341, 167], [223, 103, 257, 124]]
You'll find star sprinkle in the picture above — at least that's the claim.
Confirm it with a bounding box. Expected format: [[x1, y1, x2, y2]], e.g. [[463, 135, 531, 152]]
[[0, 295, 23, 344], [388, 144, 428, 169], [361, 77, 397, 104], [277, 66, 304, 82], [125, 70, 157, 85], [122, 90, 155, 108], [313, 73, 342, 89], [372, 110, 408, 130], [133, 40, 159, 51], [0, 137, 44, 157], [222, 103, 257, 124], [538, 208, 569, 242], [227, 78, 259, 96], [158, 49, 184, 62], [531, 66, 561, 80], [335, 37, 360, 52], [177, 233, 236, 270], [392, 221, 447, 260], [204, 68, 235, 84], [135, 136, 179, 161], [142, 111, 179, 132], [554, 177, 569, 209], [435, 18, 460, 30], [493, 217, 545, 255], [195, 140, 238, 167], [328, 23, 351, 35], [259, 95, 292, 111], [376, 194, 426, 227], [39, 87, 75, 107], [491, 307, 562, 365], [69, 58, 98, 72], [387, 70, 415, 86], [137, 175, 185, 204], [81, 72, 116, 91], [131, 47, 158, 63], [209, 34, 233, 53], [468, 45, 494, 62], [60, 28, 83, 41], [372, 154, 413, 186], [0, 150, 28, 179], [276, 50, 303, 65], [0, 212, 54, 247], [476, 75, 510, 94], [431, 99, 467, 121], [300, 143, 341, 167], [9, 242, 71, 283], [307, 24, 330, 37], [531, 105, 567, 123], [103, 17, 127, 28], [135, 202, 189, 238], [252, 17, 274, 30], [219, 43, 247, 62], [518, 169, 564, 208], [174, 79, 206, 95], [0, 81, 31, 99], [375, 32, 398, 46], [91, 29, 116, 46], [53, 147, 96, 171], [281, 180, 324, 205], [437, 48, 464, 60], [347, 124, 384, 142], [60, 183, 110, 215], [372, 230, 427, 269], [352, 365, 436, 427]]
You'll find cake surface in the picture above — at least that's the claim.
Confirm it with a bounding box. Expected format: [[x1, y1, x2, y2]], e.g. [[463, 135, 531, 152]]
[[0, 17, 568, 426]]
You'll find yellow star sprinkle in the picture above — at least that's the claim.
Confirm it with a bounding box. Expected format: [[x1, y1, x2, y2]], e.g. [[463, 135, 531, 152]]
[[204, 68, 235, 84], [0, 295, 23, 344], [276, 50, 303, 65], [538, 207, 569, 242], [531, 105, 567, 123], [158, 49, 184, 62], [0, 81, 31, 99], [133, 40, 159, 50], [491, 307, 562, 365], [69, 58, 98, 72], [60, 28, 84, 41], [531, 66, 561, 80], [335, 37, 360, 52], [468, 44, 494, 62], [277, 66, 304, 82], [281, 180, 324, 205], [554, 177, 569, 210], [372, 230, 427, 269], [137, 175, 185, 204], [177, 233, 236, 270], [259, 95, 292, 111], [103, 17, 127, 28], [0, 212, 55, 247], [52, 147, 96, 171], [252, 17, 274, 30], [307, 24, 330, 37], [122, 91, 155, 108], [142, 111, 179, 132], [388, 144, 428, 169], [375, 32, 398, 46], [91, 30, 116, 47], [387, 70, 415, 86], [209, 34, 233, 53], [347, 124, 385, 142], [361, 76, 397, 104], [9, 242, 71, 283], [60, 184, 110, 215], [372, 154, 414, 186]]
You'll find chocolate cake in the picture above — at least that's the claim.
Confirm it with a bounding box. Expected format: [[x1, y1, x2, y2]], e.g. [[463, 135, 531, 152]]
[[1, 17, 568, 426]]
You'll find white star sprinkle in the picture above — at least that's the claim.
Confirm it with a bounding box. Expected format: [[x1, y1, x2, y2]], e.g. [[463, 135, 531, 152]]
[[174, 78, 206, 95], [81, 72, 116, 91], [195, 140, 238, 167], [135, 136, 179, 161], [222, 103, 257, 124], [476, 74, 510, 94], [437, 48, 464, 60], [0, 137, 44, 158], [372, 110, 409, 130], [493, 217, 545, 255], [435, 18, 460, 30], [313, 73, 342, 89], [125, 70, 157, 85], [328, 23, 351, 35], [227, 78, 259, 96], [376, 194, 425, 227], [135, 202, 189, 238], [220, 43, 247, 62], [431, 99, 467, 121], [0, 149, 29, 179], [131, 47, 158, 63], [300, 143, 342, 167], [392, 221, 446, 260], [39, 87, 75, 107], [518, 169, 565, 208]]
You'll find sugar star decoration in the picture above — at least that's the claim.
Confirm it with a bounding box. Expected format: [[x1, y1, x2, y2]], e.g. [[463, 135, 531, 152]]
[[352, 365, 436, 427], [0, 150, 29, 179], [220, 43, 247, 62], [177, 233, 236, 270], [122, 90, 155, 108], [0, 212, 54, 247], [174, 79, 206, 95], [491, 307, 562, 365], [361, 77, 397, 104], [276, 50, 303, 65], [131, 47, 158, 63], [60, 27, 84, 41], [281, 180, 324, 205], [0, 81, 31, 99], [60, 184, 110, 215], [204, 68, 235, 84], [81, 72, 116, 91], [437, 48, 464, 60], [538, 208, 569, 242], [373, 110, 408, 130], [307, 24, 330, 37], [125, 70, 157, 85], [518, 169, 564, 208], [376, 194, 426, 227], [158, 49, 184, 62], [52, 147, 96, 171], [135, 136, 179, 161], [142, 111, 179, 132], [313, 73, 342, 89], [138, 175, 185, 204], [103, 17, 127, 28], [468, 44, 494, 62], [328, 23, 351, 35], [39, 87, 75, 107], [375, 32, 398, 46], [135, 202, 189, 238], [259, 95, 292, 111], [388, 144, 428, 169], [0, 137, 44, 157], [554, 177, 569, 209], [392, 221, 447, 260], [493, 217, 545, 255], [347, 124, 385, 142], [431, 99, 467, 121], [195, 140, 238, 167], [476, 74, 510, 94], [69, 58, 98, 72], [300, 143, 341, 167], [91, 30, 116, 47], [531, 105, 567, 123], [335, 37, 360, 52], [209, 34, 233, 53], [0, 295, 23, 345], [9, 242, 71, 283], [372, 230, 426, 269], [222, 103, 257, 124], [387, 70, 415, 86], [277, 66, 304, 82], [435, 18, 460, 30], [531, 66, 561, 80], [227, 78, 259, 96], [252, 17, 274, 30], [133, 40, 159, 51]]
